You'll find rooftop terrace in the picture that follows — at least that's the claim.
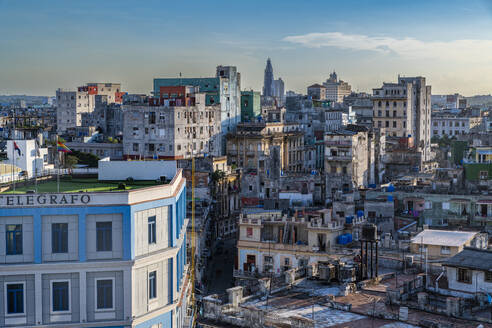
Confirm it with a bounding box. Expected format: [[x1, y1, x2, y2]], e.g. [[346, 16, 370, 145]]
[[1, 178, 159, 194]]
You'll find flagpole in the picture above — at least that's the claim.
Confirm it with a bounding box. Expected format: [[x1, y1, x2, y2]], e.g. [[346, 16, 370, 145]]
[[12, 141, 16, 192], [34, 139, 38, 192], [57, 137, 60, 193]]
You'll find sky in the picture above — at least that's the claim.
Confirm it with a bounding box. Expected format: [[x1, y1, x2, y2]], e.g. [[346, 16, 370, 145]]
[[1, 0, 492, 96]]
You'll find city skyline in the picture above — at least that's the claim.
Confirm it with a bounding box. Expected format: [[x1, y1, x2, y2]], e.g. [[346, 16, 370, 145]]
[[1, 0, 492, 96]]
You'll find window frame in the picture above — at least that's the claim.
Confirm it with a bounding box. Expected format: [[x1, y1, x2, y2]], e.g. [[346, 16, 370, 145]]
[[4, 281, 26, 316], [148, 216, 157, 244], [51, 223, 69, 254], [149, 271, 157, 300], [457, 267, 472, 284], [485, 271, 492, 283], [95, 278, 115, 311], [96, 222, 113, 252], [5, 224, 23, 255], [50, 279, 71, 314]]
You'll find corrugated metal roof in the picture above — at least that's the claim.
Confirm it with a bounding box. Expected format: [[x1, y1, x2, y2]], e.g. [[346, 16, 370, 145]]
[[410, 229, 478, 247]]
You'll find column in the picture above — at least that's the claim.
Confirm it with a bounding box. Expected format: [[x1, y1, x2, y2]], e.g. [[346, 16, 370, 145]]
[[123, 268, 132, 321], [33, 214, 42, 263], [35, 273, 42, 325], [78, 213, 86, 262], [79, 271, 87, 323]]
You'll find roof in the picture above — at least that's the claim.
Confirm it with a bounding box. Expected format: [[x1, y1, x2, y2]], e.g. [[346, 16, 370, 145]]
[[307, 83, 325, 89], [443, 247, 492, 271], [410, 229, 478, 247]]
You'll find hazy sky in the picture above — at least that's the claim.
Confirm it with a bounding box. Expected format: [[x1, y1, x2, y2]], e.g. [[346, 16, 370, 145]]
[[1, 0, 492, 96]]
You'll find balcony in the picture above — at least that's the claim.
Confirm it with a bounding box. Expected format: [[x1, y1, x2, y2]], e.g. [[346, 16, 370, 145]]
[[325, 155, 352, 161]]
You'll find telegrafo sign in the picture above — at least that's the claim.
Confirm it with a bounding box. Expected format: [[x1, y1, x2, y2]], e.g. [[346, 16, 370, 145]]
[[0, 194, 91, 207]]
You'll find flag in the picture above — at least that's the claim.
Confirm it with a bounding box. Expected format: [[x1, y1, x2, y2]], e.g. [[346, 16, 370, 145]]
[[13, 141, 21, 156], [57, 140, 72, 153]]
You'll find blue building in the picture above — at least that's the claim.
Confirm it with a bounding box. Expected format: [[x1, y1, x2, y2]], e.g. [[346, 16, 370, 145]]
[[0, 161, 189, 327]]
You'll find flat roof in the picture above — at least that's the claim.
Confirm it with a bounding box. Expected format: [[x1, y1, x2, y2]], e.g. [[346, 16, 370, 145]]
[[411, 229, 478, 247], [1, 178, 160, 194]]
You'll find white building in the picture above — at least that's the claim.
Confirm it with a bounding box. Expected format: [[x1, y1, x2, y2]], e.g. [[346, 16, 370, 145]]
[[5, 139, 49, 179], [56, 83, 123, 132], [0, 161, 190, 327], [443, 248, 492, 297], [431, 114, 483, 137], [323, 71, 351, 103], [122, 92, 222, 160]]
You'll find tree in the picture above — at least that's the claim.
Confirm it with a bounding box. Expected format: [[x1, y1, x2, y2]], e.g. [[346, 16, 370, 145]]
[[71, 150, 100, 167], [64, 155, 78, 169]]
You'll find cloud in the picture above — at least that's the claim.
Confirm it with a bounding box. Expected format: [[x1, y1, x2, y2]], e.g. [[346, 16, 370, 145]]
[[283, 32, 492, 63]]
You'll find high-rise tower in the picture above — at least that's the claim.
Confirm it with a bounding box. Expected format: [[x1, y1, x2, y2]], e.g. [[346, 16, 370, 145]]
[[263, 58, 274, 97]]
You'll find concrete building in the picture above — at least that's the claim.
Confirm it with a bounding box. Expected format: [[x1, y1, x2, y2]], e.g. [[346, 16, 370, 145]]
[[373, 76, 432, 164], [236, 209, 359, 276], [5, 139, 49, 179], [56, 83, 124, 133], [431, 113, 483, 138], [272, 78, 285, 106], [0, 161, 189, 327], [324, 125, 369, 196], [443, 248, 492, 296], [122, 92, 222, 160], [153, 65, 241, 138], [240, 91, 261, 122], [409, 229, 486, 259], [307, 84, 326, 100], [323, 71, 351, 103]]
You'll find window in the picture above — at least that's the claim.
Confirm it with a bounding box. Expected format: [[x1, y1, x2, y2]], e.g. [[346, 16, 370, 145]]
[[393, 110, 397, 117], [148, 216, 156, 244], [485, 271, 492, 282], [385, 121, 389, 128], [149, 271, 157, 299], [246, 227, 253, 238], [52, 223, 68, 253], [441, 246, 451, 255], [6, 283, 24, 314], [393, 121, 397, 128], [96, 222, 112, 252], [149, 112, 156, 124], [133, 143, 139, 152], [52, 281, 69, 312], [96, 279, 113, 309], [457, 268, 471, 284], [148, 143, 155, 152], [377, 110, 381, 117], [378, 121, 382, 128], [6, 224, 22, 255]]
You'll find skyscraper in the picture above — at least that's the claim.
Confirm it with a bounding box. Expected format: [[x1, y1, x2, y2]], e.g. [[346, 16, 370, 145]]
[[263, 58, 274, 97]]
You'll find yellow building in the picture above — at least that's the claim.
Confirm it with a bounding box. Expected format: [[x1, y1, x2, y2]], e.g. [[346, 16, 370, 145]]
[[410, 229, 485, 259]]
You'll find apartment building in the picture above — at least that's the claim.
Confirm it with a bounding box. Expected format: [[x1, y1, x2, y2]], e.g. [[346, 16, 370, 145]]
[[0, 161, 189, 327], [122, 91, 222, 160], [431, 113, 483, 137], [324, 125, 369, 197], [307, 84, 326, 100], [236, 208, 366, 276], [153, 65, 241, 140], [56, 83, 123, 133], [373, 76, 432, 163]]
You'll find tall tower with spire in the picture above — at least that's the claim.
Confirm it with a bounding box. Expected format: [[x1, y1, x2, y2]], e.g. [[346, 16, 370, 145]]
[[263, 58, 274, 97]]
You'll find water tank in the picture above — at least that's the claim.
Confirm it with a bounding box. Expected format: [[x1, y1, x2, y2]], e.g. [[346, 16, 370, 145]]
[[361, 224, 377, 241]]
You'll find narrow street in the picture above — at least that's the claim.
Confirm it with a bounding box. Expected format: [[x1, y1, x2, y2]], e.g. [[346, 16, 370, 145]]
[[204, 237, 236, 294]]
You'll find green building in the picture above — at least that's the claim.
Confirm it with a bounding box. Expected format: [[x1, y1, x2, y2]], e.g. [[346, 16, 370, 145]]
[[240, 91, 261, 122]]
